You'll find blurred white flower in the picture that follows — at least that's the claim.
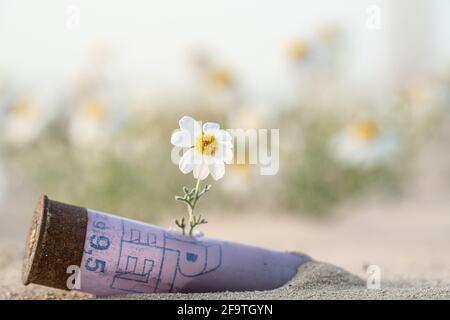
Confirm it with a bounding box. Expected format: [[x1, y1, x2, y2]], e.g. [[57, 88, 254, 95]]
[[3, 96, 51, 146], [190, 51, 234, 92], [406, 77, 450, 119], [288, 40, 309, 63], [190, 52, 239, 110], [331, 119, 398, 167], [206, 66, 234, 91], [227, 104, 266, 129], [73, 43, 114, 94], [317, 22, 341, 46], [68, 95, 124, 147], [171, 116, 233, 180]]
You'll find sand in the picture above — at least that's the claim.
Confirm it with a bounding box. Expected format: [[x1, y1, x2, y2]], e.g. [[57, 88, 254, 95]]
[[2, 172, 450, 299], [1, 242, 449, 300], [2, 137, 450, 300], [107, 260, 367, 300]]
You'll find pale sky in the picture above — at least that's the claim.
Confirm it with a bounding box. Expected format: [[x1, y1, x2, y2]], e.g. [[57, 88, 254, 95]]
[[0, 0, 449, 101]]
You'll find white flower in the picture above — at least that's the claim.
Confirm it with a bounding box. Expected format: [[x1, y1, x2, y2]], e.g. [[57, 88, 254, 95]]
[[68, 94, 124, 148], [331, 119, 398, 167], [406, 77, 450, 119], [3, 96, 52, 146], [171, 116, 233, 180]]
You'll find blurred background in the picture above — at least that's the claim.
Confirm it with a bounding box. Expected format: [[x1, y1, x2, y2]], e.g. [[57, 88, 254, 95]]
[[1, 0, 450, 284]]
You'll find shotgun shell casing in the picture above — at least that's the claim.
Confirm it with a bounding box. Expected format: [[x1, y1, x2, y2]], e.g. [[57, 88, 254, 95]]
[[23, 195, 311, 295]]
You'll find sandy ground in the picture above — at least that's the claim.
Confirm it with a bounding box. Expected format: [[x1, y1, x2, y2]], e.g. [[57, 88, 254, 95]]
[[1, 186, 450, 299], [1, 143, 450, 300]]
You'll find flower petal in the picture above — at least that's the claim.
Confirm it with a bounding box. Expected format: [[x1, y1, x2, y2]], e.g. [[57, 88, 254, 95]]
[[193, 160, 210, 180], [203, 122, 220, 133], [209, 159, 225, 181], [214, 140, 233, 164], [171, 129, 192, 147], [223, 145, 234, 164], [215, 129, 232, 142], [221, 140, 233, 149], [179, 116, 202, 140], [179, 148, 195, 174]]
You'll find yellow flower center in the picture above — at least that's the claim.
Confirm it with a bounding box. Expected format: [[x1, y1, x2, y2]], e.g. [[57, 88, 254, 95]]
[[288, 41, 308, 61], [208, 68, 233, 88], [13, 99, 38, 120], [351, 120, 379, 142], [83, 100, 107, 121], [318, 23, 339, 44], [195, 133, 217, 156]]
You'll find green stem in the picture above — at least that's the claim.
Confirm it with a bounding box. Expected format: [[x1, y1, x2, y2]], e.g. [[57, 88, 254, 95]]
[[192, 179, 201, 207], [188, 179, 200, 236], [187, 205, 193, 228], [188, 179, 201, 226], [176, 179, 208, 237]]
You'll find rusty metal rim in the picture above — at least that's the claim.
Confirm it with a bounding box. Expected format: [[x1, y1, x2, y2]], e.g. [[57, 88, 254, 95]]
[[22, 195, 89, 290], [22, 194, 49, 286]]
